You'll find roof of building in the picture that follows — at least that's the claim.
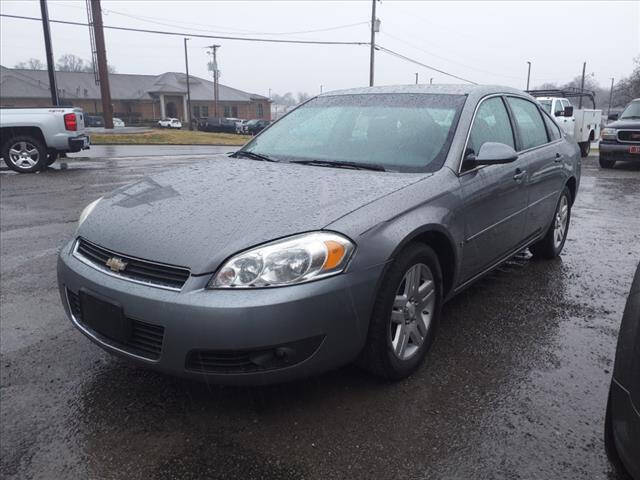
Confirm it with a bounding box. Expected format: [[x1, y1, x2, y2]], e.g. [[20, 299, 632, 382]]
[[0, 66, 269, 103]]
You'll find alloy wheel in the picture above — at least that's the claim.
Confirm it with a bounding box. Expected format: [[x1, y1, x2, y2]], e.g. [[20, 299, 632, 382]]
[[8, 141, 40, 170], [554, 195, 569, 249], [390, 263, 436, 360]]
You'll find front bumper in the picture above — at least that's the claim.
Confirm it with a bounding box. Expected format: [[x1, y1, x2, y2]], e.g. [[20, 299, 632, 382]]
[[68, 135, 90, 152], [599, 141, 640, 162], [57, 240, 382, 385]]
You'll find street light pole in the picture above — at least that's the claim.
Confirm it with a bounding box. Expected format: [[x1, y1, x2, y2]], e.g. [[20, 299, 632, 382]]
[[608, 77, 615, 117], [184, 38, 192, 130], [369, 0, 377, 86], [526, 61, 531, 91], [414, 72, 418, 84]]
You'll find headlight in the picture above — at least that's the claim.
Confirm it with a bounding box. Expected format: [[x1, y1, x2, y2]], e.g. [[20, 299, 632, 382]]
[[208, 232, 355, 288], [602, 127, 617, 139], [78, 198, 101, 227]]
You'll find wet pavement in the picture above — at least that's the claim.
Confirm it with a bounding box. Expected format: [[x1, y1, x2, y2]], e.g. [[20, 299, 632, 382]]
[[1, 154, 639, 479]]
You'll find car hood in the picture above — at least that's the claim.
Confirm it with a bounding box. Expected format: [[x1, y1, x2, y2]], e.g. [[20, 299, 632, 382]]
[[78, 156, 427, 274], [607, 119, 640, 129]]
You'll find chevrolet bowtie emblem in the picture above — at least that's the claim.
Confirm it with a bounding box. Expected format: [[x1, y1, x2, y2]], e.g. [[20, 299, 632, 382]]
[[106, 257, 127, 272]]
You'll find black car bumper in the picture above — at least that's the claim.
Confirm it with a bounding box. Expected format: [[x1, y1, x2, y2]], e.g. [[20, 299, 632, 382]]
[[68, 135, 91, 152], [599, 142, 640, 162]]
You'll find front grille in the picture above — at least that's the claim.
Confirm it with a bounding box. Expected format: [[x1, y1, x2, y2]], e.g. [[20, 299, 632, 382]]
[[67, 289, 164, 360], [185, 336, 324, 374], [617, 130, 640, 143], [74, 238, 190, 290]]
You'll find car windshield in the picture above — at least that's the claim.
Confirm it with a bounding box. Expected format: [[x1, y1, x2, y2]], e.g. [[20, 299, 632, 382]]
[[620, 101, 640, 119], [242, 93, 466, 172], [538, 100, 552, 114]]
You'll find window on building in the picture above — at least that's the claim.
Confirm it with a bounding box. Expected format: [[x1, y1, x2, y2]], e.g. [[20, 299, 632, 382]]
[[232, 106, 238, 117], [224, 106, 231, 117], [467, 97, 515, 155], [257, 103, 264, 118], [201, 106, 208, 117], [506, 97, 549, 150], [193, 105, 200, 118]]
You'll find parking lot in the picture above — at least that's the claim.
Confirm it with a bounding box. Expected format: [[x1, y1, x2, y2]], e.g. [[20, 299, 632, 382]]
[[1, 153, 638, 479]]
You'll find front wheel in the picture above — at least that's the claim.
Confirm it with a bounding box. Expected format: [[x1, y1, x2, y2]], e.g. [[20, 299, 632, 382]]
[[599, 157, 616, 169], [530, 186, 571, 259], [1, 136, 47, 173], [358, 243, 442, 380]]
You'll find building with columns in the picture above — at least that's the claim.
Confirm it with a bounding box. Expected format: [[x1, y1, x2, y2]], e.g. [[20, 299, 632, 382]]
[[0, 66, 271, 123]]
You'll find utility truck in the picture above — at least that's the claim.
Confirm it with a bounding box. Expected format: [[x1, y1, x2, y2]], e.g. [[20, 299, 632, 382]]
[[528, 88, 601, 157]]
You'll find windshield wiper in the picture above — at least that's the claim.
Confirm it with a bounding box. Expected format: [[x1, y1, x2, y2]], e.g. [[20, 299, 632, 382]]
[[290, 159, 386, 172], [232, 150, 280, 162], [620, 115, 640, 119]]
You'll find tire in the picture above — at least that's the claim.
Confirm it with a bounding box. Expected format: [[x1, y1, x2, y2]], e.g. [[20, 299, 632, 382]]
[[604, 389, 632, 479], [358, 243, 443, 380], [579, 141, 590, 157], [530, 186, 572, 259], [599, 156, 616, 169], [1, 135, 47, 173]]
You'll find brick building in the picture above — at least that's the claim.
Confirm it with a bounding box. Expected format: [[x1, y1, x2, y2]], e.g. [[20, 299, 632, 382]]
[[0, 66, 270, 123]]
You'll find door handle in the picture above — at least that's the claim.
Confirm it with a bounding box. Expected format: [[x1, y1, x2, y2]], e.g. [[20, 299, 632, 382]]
[[554, 153, 563, 163], [513, 169, 526, 183]]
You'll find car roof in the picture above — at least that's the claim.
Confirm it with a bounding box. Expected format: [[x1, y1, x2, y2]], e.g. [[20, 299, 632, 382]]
[[318, 84, 528, 100]]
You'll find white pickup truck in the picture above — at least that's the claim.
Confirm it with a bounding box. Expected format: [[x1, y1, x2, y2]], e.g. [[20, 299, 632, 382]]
[[0, 107, 90, 173], [532, 93, 602, 157]]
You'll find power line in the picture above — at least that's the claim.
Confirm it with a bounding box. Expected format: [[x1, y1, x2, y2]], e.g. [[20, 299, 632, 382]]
[[375, 45, 478, 85], [0, 14, 369, 46]]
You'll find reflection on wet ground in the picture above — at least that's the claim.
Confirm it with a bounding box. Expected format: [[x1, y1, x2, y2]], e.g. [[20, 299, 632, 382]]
[[1, 155, 638, 479]]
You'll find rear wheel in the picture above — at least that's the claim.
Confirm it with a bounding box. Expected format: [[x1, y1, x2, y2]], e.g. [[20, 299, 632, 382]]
[[579, 141, 591, 157], [1, 135, 47, 173], [359, 243, 442, 380], [599, 156, 616, 169], [531, 186, 571, 259]]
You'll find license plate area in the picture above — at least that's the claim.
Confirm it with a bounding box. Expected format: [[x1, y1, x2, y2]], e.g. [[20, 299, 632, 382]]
[[630, 146, 640, 154], [80, 289, 131, 343]]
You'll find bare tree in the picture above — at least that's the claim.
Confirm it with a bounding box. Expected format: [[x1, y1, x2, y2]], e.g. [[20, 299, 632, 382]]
[[56, 54, 90, 72], [297, 92, 311, 103], [14, 58, 45, 70]]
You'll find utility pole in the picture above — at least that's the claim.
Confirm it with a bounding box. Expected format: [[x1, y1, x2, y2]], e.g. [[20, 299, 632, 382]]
[[608, 77, 615, 117], [414, 72, 418, 84], [184, 38, 192, 130], [207, 45, 221, 116], [320, 84, 323, 93], [90, 0, 113, 128], [430, 78, 433, 85], [369, 0, 379, 86], [578, 61, 586, 109], [526, 61, 531, 91], [39, 0, 58, 106]]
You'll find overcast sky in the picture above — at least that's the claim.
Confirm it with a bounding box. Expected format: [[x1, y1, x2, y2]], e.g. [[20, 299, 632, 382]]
[[1, 0, 638, 97]]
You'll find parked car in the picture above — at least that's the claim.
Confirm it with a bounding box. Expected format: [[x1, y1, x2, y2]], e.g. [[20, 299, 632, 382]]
[[57, 85, 580, 385], [199, 116, 237, 133], [157, 118, 182, 129], [605, 261, 640, 480], [244, 119, 271, 135], [113, 117, 125, 128], [235, 119, 248, 134], [533, 92, 601, 157], [85, 115, 104, 128], [599, 98, 640, 169], [0, 107, 90, 173]]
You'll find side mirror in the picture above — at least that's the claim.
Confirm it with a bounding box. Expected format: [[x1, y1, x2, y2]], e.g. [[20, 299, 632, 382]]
[[608, 113, 619, 121], [563, 105, 574, 117], [465, 142, 518, 168]]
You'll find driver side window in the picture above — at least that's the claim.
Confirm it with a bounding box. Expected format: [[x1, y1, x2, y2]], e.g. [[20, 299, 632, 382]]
[[467, 97, 515, 157]]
